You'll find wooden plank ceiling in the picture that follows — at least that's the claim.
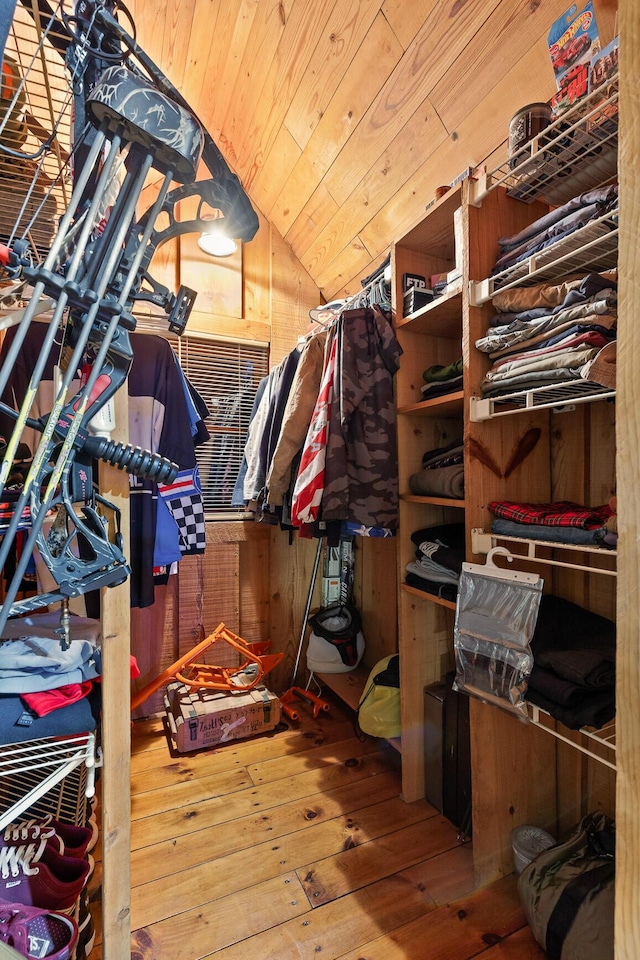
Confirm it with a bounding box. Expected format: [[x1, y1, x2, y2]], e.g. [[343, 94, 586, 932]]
[[126, 0, 618, 301]]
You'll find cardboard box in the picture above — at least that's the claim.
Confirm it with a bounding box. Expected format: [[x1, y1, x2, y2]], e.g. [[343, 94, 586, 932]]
[[164, 682, 281, 752]]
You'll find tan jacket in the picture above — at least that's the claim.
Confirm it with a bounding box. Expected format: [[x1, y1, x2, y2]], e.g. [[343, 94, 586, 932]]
[[266, 330, 328, 506]]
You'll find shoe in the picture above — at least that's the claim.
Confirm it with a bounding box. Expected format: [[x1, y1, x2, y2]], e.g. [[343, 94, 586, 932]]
[[4, 818, 95, 859], [0, 902, 78, 959], [75, 906, 95, 958], [0, 840, 90, 912]]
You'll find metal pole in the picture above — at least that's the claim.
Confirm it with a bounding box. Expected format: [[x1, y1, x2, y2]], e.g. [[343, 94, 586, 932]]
[[291, 536, 323, 687]]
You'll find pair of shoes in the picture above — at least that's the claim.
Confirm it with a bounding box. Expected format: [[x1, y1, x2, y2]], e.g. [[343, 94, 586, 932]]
[[75, 890, 95, 959], [0, 839, 91, 912], [3, 819, 94, 860], [0, 902, 78, 959]]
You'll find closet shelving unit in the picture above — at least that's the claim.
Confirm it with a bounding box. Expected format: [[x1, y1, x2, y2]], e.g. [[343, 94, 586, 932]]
[[465, 72, 618, 880], [392, 184, 468, 802], [392, 68, 619, 879]]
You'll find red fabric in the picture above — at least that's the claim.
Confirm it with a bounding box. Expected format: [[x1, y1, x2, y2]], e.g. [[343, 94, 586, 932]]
[[22, 682, 93, 717], [291, 335, 337, 526], [94, 655, 141, 682], [488, 500, 612, 529]]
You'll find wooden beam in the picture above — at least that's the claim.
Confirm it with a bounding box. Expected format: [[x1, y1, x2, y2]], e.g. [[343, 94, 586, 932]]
[[99, 386, 132, 959], [615, 3, 640, 957]]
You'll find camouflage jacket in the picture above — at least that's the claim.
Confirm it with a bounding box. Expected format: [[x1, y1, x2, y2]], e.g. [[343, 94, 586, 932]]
[[321, 305, 401, 530]]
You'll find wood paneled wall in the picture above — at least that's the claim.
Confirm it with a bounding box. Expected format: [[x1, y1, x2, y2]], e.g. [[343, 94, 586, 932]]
[[132, 206, 398, 713]]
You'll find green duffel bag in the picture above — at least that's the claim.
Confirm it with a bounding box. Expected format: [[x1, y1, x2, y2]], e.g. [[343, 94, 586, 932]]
[[517, 811, 615, 960]]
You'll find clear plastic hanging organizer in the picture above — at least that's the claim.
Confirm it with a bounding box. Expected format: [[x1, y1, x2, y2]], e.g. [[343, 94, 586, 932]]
[[453, 547, 543, 720]]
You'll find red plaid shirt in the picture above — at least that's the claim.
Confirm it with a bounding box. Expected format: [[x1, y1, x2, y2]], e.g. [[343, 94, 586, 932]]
[[488, 500, 612, 529]]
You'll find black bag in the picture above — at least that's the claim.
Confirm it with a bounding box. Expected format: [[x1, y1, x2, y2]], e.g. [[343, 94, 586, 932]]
[[517, 811, 615, 960]]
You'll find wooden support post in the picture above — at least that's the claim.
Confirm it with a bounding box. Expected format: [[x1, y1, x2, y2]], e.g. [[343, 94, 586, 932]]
[[99, 386, 131, 959], [615, 4, 640, 958]]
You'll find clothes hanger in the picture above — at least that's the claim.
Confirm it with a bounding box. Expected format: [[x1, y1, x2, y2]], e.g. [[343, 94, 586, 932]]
[[461, 545, 542, 584]]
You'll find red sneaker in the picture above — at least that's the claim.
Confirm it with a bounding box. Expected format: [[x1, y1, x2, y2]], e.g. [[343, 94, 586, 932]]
[[5, 817, 95, 859], [0, 839, 90, 912]]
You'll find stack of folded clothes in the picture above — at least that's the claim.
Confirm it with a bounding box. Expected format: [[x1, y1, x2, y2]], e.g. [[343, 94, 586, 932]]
[[488, 498, 616, 548], [420, 359, 463, 401], [475, 271, 617, 397], [404, 522, 465, 602], [526, 594, 615, 730], [491, 184, 618, 279], [408, 437, 464, 499]]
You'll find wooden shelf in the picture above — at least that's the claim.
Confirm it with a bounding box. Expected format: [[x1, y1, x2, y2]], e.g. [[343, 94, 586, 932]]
[[316, 668, 402, 753], [397, 183, 463, 257], [401, 494, 466, 508], [395, 284, 462, 337], [316, 667, 368, 711], [401, 582, 457, 610], [398, 390, 464, 418]]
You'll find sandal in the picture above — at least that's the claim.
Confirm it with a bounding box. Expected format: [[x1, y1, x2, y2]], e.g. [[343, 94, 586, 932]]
[[0, 903, 78, 959]]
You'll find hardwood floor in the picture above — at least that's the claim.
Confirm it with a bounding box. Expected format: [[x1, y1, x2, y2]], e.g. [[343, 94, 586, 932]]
[[90, 693, 545, 959]]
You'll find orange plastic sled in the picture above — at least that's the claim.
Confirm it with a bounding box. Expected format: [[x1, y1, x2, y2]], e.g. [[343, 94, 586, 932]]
[[131, 623, 284, 712]]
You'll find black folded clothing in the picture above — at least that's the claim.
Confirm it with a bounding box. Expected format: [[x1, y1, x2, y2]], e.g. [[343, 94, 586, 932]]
[[410, 522, 466, 574], [524, 594, 616, 730], [525, 685, 614, 731], [404, 572, 458, 603]]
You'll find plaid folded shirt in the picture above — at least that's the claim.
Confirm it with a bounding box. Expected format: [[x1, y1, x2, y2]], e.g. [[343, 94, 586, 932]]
[[488, 500, 613, 529]]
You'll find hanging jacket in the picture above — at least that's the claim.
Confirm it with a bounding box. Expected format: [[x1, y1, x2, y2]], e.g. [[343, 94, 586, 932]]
[[322, 305, 401, 530]]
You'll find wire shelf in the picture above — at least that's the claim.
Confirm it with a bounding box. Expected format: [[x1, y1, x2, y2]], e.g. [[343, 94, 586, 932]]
[[470, 379, 615, 420], [0, 732, 98, 830], [1, 1, 74, 267], [528, 705, 616, 770], [470, 76, 619, 207], [471, 528, 616, 577], [470, 210, 618, 304]]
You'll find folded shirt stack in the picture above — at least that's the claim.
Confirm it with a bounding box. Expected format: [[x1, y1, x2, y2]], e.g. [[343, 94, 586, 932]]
[[526, 594, 615, 730], [420, 359, 463, 401], [475, 271, 617, 398], [408, 437, 464, 499], [488, 498, 616, 548], [0, 612, 102, 743], [404, 522, 465, 602], [491, 184, 618, 279]]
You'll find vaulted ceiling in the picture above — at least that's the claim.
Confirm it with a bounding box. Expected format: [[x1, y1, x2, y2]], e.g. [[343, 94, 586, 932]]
[[126, 0, 618, 301]]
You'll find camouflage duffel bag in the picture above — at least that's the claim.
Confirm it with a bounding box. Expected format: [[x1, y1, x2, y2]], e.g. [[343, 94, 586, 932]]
[[517, 811, 615, 960]]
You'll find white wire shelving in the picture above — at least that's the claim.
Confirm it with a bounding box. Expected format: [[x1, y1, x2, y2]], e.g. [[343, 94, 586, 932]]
[[0, 731, 99, 830], [469, 379, 615, 421], [528, 706, 616, 770], [470, 76, 619, 208], [470, 209, 618, 305], [471, 528, 616, 577]]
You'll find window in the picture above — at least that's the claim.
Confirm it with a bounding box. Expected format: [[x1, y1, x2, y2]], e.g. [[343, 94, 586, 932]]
[[135, 318, 269, 516]]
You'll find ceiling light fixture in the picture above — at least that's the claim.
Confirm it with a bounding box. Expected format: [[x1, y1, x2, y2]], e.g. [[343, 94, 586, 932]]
[[198, 221, 238, 258]]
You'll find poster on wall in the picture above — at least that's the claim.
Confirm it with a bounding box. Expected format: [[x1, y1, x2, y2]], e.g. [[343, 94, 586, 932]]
[[548, 2, 601, 116]]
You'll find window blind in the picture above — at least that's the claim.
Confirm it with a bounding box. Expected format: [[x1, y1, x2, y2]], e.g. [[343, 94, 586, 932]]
[[134, 317, 269, 516]]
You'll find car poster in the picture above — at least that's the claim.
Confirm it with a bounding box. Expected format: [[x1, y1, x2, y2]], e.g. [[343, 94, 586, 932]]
[[548, 2, 601, 116]]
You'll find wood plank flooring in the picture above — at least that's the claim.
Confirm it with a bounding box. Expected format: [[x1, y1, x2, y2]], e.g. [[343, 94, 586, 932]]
[[89, 693, 545, 959]]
